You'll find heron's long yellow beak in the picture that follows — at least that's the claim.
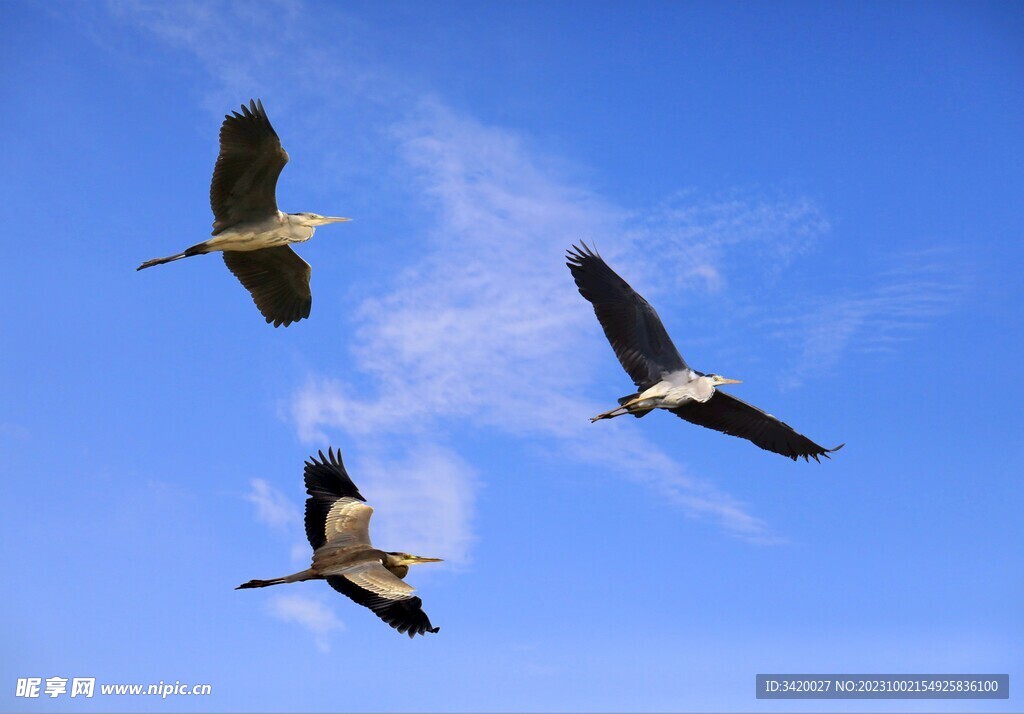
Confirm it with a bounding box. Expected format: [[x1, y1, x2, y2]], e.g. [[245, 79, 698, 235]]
[[322, 216, 351, 224], [718, 377, 742, 385], [407, 556, 443, 565]]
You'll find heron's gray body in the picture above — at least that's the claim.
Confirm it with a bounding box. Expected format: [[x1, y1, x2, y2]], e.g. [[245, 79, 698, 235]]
[[142, 210, 336, 263], [249, 542, 417, 597], [237, 449, 441, 637], [632, 370, 716, 410], [204, 211, 316, 253], [604, 369, 730, 420]]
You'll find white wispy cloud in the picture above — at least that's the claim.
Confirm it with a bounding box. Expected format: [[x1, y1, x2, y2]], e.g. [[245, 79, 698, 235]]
[[349, 444, 478, 565], [245, 478, 301, 532], [766, 248, 966, 387], [243, 478, 311, 567], [267, 592, 344, 653], [626, 191, 830, 294], [563, 429, 781, 543], [290, 103, 822, 543], [104, 0, 313, 107], [110, 0, 958, 552]]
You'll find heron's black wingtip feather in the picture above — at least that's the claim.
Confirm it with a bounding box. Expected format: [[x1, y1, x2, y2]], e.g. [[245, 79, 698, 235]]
[[565, 241, 600, 265], [670, 394, 843, 463], [303, 446, 364, 549], [267, 313, 308, 328], [806, 441, 845, 462], [407, 623, 440, 638], [407, 625, 439, 639], [812, 442, 845, 462]]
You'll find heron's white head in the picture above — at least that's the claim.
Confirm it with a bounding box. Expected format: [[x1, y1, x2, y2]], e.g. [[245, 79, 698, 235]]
[[290, 212, 351, 227], [708, 374, 742, 386]]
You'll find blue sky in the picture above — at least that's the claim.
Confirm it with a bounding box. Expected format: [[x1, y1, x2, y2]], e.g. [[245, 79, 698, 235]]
[[1, 1, 1021, 711]]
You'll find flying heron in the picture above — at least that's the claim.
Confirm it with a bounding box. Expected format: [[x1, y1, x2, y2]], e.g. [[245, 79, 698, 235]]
[[238, 448, 443, 637], [137, 99, 350, 327], [566, 243, 842, 461]]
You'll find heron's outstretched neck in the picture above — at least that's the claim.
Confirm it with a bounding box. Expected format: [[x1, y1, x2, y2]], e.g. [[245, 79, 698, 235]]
[[236, 568, 318, 590]]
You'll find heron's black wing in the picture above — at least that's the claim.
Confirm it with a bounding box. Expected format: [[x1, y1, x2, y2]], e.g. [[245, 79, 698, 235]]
[[670, 391, 843, 461], [303, 448, 366, 551], [327, 567, 440, 638], [210, 99, 289, 233], [222, 246, 311, 327], [567, 243, 688, 390]]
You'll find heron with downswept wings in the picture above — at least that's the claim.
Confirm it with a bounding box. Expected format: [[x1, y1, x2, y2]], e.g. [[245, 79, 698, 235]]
[[138, 99, 349, 327]]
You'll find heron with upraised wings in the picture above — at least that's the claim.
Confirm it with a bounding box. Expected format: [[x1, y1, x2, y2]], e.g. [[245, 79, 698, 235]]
[[238, 448, 443, 638], [567, 242, 842, 461]]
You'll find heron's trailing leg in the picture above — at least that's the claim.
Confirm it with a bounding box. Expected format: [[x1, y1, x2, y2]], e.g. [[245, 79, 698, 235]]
[[590, 405, 630, 422], [236, 568, 318, 589], [137, 243, 210, 271], [591, 394, 652, 422], [137, 253, 188, 270]]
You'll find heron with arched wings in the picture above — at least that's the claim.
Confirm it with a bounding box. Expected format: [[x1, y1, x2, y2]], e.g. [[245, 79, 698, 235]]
[[137, 99, 350, 327], [567, 243, 842, 462], [238, 448, 442, 638]]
